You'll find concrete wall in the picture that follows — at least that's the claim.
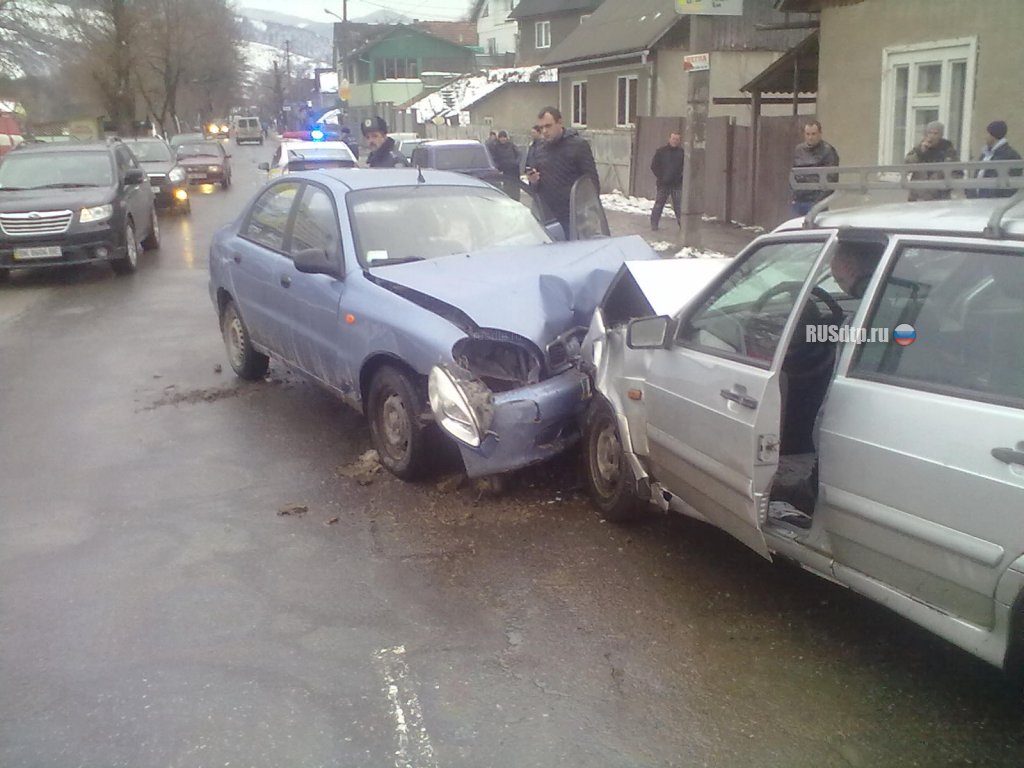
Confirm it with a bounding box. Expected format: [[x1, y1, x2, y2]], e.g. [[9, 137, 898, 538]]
[[558, 63, 652, 131], [466, 83, 559, 132], [819, 0, 1024, 164]]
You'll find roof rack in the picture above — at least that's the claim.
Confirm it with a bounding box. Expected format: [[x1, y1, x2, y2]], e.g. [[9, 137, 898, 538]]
[[791, 161, 1024, 237]]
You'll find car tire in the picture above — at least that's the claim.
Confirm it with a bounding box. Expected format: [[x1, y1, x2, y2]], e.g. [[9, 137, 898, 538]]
[[221, 174, 231, 190], [141, 207, 160, 251], [221, 300, 269, 381], [583, 396, 641, 522], [111, 219, 139, 275], [367, 365, 432, 481]]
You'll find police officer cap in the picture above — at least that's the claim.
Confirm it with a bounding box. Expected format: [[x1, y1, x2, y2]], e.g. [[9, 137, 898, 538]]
[[361, 116, 388, 136]]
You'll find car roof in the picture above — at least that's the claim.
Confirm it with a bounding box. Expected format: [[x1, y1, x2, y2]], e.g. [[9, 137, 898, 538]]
[[7, 141, 112, 156], [281, 140, 354, 153], [421, 139, 485, 148], [286, 167, 496, 192], [773, 198, 1024, 241]]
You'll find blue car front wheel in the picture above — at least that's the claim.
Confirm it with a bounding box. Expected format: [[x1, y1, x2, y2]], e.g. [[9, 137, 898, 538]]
[[367, 366, 433, 481]]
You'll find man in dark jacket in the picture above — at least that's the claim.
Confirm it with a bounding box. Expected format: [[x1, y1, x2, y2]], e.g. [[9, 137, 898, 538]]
[[524, 124, 543, 172], [526, 106, 599, 234], [490, 130, 522, 200], [970, 120, 1022, 199], [362, 116, 408, 168], [340, 125, 359, 161], [904, 120, 957, 201], [649, 130, 684, 230], [790, 120, 840, 216]]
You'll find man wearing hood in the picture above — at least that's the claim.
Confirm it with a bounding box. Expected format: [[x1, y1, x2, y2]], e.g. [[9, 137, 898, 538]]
[[970, 120, 1022, 199], [526, 106, 599, 234], [904, 120, 958, 201], [362, 116, 408, 168]]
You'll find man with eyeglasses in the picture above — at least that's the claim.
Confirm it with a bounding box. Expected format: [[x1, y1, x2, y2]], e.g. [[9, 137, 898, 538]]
[[526, 106, 599, 234]]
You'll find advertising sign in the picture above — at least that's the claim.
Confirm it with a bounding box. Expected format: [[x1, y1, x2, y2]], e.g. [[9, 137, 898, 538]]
[[683, 53, 710, 71], [675, 0, 743, 15]]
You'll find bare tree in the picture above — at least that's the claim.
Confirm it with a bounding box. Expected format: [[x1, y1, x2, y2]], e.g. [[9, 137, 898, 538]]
[[134, 0, 242, 135]]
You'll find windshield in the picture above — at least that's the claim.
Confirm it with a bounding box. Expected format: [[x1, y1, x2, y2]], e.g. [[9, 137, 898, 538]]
[[0, 151, 114, 189], [348, 185, 550, 267], [130, 141, 172, 162], [177, 143, 221, 158]]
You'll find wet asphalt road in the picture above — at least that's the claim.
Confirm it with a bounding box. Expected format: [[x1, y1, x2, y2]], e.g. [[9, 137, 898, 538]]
[[1, 141, 1022, 768]]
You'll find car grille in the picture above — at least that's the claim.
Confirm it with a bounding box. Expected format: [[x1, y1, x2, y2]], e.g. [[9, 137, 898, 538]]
[[147, 173, 167, 185], [0, 210, 74, 236]]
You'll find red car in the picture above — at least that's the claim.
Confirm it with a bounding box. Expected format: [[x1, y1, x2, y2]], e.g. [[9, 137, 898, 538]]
[[174, 140, 232, 188]]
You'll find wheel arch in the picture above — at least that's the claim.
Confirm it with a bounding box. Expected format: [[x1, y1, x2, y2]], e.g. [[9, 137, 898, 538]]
[[359, 353, 427, 414], [999, 556, 1024, 681], [216, 287, 235, 318]]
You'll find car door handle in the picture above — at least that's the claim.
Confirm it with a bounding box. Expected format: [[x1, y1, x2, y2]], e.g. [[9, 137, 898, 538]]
[[720, 388, 758, 409], [992, 447, 1024, 466], [279, 275, 291, 288]]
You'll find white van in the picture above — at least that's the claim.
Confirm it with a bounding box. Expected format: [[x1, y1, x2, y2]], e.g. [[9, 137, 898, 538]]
[[233, 116, 263, 146]]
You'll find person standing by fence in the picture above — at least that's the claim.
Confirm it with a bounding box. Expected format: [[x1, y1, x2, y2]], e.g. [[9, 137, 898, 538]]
[[490, 130, 522, 201], [904, 121, 957, 201], [790, 120, 839, 217], [649, 130, 684, 230]]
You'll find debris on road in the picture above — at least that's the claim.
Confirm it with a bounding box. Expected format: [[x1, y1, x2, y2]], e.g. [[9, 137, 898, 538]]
[[277, 503, 308, 517], [214, 364, 222, 374], [337, 449, 383, 486], [435, 474, 466, 494], [324, 516, 339, 525]]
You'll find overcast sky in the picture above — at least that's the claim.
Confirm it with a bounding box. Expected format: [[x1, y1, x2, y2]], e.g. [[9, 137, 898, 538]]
[[238, 0, 474, 23]]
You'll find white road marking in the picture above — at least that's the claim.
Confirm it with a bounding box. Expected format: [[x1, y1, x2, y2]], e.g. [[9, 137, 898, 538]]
[[374, 645, 439, 768]]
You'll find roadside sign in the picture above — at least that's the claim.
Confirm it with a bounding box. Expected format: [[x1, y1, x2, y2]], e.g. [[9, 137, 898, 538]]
[[675, 0, 743, 15], [683, 53, 710, 72]]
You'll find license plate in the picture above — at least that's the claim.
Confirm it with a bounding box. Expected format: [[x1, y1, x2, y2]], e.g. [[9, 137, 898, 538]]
[[188, 173, 206, 180], [13, 246, 61, 261]]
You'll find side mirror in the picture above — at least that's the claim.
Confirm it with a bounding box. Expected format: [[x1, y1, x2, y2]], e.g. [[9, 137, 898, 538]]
[[124, 168, 146, 185], [293, 247, 341, 278], [627, 315, 674, 349], [258, 162, 270, 171]]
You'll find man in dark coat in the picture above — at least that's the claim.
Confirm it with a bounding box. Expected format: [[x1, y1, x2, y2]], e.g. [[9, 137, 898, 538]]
[[489, 130, 522, 200], [970, 120, 1022, 199], [526, 106, 599, 234], [904, 120, 957, 201], [649, 130, 684, 230], [340, 125, 359, 161], [362, 116, 408, 168], [524, 124, 543, 172], [790, 120, 840, 216]]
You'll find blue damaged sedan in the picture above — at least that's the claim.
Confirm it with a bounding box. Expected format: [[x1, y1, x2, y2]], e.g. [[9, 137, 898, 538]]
[[209, 168, 657, 481]]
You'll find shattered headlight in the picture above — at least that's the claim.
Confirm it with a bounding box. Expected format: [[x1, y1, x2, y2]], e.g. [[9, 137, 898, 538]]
[[429, 365, 490, 448]]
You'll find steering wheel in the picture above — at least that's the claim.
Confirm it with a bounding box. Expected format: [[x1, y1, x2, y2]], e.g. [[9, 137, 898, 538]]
[[751, 282, 845, 379], [751, 281, 844, 325]]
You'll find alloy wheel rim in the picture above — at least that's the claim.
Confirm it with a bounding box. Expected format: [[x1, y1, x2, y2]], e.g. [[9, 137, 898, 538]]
[[126, 226, 138, 266]]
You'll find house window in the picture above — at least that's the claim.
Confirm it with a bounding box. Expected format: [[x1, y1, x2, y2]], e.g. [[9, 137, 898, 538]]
[[535, 20, 551, 49], [616, 75, 638, 127], [879, 38, 976, 164], [572, 81, 587, 126], [487, 37, 497, 54]]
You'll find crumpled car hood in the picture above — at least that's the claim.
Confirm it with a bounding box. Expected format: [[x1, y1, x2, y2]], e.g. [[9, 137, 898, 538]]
[[366, 235, 659, 345]]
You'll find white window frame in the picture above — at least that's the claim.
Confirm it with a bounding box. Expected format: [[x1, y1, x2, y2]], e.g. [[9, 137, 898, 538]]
[[535, 20, 551, 49], [572, 80, 587, 127], [878, 37, 977, 164], [616, 75, 639, 127], [580, 14, 591, 24]]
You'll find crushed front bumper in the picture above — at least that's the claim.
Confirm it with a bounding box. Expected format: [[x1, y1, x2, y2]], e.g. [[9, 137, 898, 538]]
[[451, 367, 592, 478]]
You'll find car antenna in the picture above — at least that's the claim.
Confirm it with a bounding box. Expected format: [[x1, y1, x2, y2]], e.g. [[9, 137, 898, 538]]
[[416, 165, 425, 184]]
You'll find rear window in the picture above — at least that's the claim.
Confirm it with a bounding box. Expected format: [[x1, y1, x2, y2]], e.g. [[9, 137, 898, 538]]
[[239, 118, 259, 129], [432, 146, 491, 171]]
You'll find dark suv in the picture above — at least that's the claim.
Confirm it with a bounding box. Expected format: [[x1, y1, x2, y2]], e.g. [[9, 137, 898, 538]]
[[0, 141, 159, 281], [124, 137, 190, 214]]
